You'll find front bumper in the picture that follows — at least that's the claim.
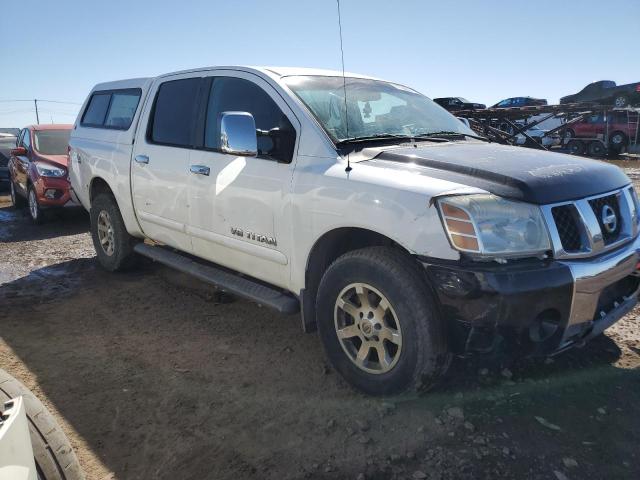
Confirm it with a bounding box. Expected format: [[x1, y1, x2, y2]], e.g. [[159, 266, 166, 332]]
[[33, 175, 75, 208], [421, 234, 640, 355]]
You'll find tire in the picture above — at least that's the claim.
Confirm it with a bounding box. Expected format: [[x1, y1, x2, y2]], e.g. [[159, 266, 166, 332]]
[[27, 185, 44, 224], [89, 193, 138, 271], [567, 139, 585, 155], [613, 95, 628, 108], [0, 369, 84, 480], [316, 247, 450, 395], [564, 128, 575, 140], [588, 140, 606, 157], [10, 180, 26, 208], [609, 131, 628, 152]]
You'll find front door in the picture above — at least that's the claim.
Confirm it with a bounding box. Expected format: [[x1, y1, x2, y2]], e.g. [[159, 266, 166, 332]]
[[186, 72, 299, 288], [131, 75, 202, 252]]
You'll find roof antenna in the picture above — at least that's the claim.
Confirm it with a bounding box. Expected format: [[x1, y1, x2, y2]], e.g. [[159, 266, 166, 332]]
[[336, 0, 352, 173]]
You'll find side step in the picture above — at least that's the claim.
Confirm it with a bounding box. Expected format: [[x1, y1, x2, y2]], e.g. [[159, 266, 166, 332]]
[[134, 243, 300, 315]]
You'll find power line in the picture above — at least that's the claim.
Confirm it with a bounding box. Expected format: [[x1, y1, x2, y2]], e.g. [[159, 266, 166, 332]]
[[0, 99, 82, 105]]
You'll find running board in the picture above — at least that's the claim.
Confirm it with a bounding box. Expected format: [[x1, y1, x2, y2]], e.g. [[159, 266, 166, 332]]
[[134, 243, 300, 314]]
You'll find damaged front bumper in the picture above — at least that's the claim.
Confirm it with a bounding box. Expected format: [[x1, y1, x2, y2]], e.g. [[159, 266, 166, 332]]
[[420, 234, 640, 356]]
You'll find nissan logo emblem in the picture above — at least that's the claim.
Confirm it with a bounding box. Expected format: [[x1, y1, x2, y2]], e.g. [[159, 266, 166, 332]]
[[601, 205, 618, 234]]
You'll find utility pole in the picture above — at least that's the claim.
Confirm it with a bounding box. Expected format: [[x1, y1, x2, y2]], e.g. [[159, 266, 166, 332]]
[[34, 99, 40, 124]]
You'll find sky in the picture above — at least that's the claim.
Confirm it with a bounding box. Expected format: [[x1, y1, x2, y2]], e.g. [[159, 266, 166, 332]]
[[1, 0, 639, 128]]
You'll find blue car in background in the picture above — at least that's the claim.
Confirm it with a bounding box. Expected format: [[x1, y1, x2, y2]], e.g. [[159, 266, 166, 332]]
[[491, 96, 548, 108]]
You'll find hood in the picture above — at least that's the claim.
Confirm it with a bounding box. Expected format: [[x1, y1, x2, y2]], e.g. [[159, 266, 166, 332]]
[[34, 153, 68, 168], [362, 142, 630, 204]]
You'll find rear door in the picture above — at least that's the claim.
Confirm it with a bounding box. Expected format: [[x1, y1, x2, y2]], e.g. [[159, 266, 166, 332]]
[[130, 74, 202, 253]]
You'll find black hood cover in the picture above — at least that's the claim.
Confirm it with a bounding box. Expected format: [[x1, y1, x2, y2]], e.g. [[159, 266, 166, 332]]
[[367, 143, 630, 204]]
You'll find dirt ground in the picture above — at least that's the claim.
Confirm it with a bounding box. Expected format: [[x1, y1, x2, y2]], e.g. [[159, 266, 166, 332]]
[[1, 170, 640, 479]]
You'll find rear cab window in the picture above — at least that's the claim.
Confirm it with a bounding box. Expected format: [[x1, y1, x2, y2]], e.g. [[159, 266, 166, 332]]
[[81, 89, 142, 130]]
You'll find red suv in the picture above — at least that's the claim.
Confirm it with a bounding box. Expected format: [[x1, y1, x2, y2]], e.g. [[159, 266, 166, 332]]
[[566, 112, 639, 151], [8, 124, 74, 223]]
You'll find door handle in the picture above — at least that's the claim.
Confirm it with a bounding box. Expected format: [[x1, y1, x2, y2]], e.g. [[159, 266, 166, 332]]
[[134, 155, 149, 164], [190, 165, 210, 176]]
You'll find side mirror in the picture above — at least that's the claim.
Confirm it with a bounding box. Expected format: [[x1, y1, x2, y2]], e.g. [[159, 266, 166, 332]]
[[219, 112, 257, 157], [10, 146, 27, 156]]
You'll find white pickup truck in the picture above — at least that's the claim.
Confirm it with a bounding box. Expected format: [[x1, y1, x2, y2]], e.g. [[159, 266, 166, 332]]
[[69, 66, 640, 395]]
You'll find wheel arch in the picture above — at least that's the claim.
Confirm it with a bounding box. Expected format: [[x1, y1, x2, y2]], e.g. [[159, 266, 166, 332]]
[[300, 227, 418, 333], [88, 175, 145, 238]]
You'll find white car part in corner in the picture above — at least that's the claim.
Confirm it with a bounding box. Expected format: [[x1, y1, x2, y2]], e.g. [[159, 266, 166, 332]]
[[0, 397, 37, 480]]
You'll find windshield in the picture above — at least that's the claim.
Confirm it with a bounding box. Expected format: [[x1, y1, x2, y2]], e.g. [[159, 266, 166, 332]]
[[283, 76, 474, 143], [33, 129, 70, 155]]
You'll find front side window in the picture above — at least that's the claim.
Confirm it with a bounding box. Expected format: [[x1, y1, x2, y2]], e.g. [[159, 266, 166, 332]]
[[22, 129, 31, 150], [204, 77, 295, 162], [33, 130, 71, 155], [150, 78, 201, 147], [284, 76, 472, 142]]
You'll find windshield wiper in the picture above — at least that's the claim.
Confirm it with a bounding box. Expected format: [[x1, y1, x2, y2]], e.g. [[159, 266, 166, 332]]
[[336, 133, 449, 146], [420, 131, 491, 142]]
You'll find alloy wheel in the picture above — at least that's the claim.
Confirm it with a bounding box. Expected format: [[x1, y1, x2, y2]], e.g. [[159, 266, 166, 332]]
[[97, 210, 115, 256], [28, 189, 39, 220], [614, 96, 627, 108], [334, 283, 402, 374]]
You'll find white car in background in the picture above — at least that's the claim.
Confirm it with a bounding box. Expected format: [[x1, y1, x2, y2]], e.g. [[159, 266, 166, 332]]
[[0, 370, 84, 480], [514, 126, 562, 148]]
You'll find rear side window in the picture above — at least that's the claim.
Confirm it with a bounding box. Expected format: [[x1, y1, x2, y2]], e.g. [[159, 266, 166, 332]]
[[82, 93, 110, 126], [81, 89, 141, 130], [150, 78, 201, 147]]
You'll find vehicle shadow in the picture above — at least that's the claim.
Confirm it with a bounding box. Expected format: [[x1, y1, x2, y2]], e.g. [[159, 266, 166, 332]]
[[0, 203, 88, 243], [1, 258, 638, 479]]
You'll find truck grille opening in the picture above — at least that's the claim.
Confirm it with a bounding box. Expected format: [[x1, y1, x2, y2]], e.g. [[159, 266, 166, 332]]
[[551, 205, 582, 252], [589, 194, 622, 245]]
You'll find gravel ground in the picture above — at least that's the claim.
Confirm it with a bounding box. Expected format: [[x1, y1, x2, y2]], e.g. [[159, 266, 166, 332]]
[[1, 167, 640, 479]]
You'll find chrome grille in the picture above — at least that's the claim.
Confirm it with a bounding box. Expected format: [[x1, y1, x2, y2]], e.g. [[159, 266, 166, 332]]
[[588, 193, 622, 245], [551, 205, 582, 252], [542, 187, 638, 259]]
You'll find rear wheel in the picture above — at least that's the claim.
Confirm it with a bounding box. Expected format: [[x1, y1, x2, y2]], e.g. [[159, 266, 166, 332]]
[[28, 186, 44, 224], [90, 193, 138, 271], [0, 369, 84, 480], [609, 131, 628, 152], [567, 139, 585, 155], [588, 140, 606, 157], [10, 180, 26, 208], [613, 95, 629, 108], [316, 247, 450, 395]]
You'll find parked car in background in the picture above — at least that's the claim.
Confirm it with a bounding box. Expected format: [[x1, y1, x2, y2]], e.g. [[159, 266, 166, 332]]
[[491, 97, 547, 108], [565, 111, 639, 152], [8, 124, 74, 223], [560, 80, 640, 108], [433, 97, 486, 111], [514, 127, 561, 148], [0, 131, 18, 185]]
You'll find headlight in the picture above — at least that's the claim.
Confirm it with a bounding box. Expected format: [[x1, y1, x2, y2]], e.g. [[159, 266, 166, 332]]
[[437, 194, 550, 257], [35, 162, 66, 177]]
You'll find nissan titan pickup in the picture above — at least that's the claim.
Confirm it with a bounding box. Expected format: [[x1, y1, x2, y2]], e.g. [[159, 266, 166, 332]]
[[69, 67, 640, 395]]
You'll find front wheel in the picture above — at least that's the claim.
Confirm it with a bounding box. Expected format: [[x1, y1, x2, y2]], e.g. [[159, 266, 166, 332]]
[[90, 193, 138, 271], [316, 247, 450, 395], [27, 186, 44, 224]]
